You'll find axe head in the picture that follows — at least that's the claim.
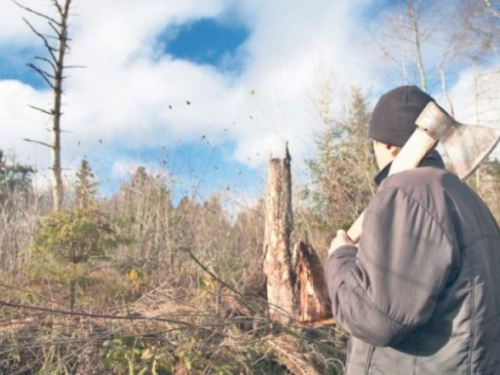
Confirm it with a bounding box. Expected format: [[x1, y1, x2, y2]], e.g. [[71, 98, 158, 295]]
[[416, 101, 500, 180]]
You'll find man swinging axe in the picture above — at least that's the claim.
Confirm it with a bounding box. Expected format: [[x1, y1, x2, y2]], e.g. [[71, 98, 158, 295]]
[[326, 85, 500, 375]]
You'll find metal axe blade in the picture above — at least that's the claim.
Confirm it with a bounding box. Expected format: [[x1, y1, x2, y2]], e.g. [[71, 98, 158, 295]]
[[442, 122, 500, 180], [416, 101, 500, 180]]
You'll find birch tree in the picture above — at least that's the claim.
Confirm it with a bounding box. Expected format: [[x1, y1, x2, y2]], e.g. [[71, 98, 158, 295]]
[[369, 0, 435, 91]]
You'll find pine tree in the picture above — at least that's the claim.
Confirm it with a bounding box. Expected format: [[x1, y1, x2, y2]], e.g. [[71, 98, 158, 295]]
[[302, 87, 377, 237], [25, 158, 128, 310], [0, 149, 35, 208], [74, 157, 97, 210]]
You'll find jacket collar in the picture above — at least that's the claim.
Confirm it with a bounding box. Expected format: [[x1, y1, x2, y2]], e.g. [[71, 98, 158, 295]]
[[374, 149, 445, 186]]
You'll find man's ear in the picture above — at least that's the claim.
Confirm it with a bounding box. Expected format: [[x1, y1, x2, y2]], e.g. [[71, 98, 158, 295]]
[[388, 144, 402, 157]]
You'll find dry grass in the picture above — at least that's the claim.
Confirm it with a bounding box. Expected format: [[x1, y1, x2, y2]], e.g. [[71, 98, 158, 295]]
[[0, 165, 349, 374], [1, 266, 347, 374]]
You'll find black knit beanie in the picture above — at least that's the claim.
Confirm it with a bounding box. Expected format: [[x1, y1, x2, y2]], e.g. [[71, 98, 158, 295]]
[[369, 85, 435, 147]]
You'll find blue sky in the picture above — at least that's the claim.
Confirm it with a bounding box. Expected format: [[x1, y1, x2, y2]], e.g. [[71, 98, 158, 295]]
[[0, 0, 499, 208], [0, 46, 45, 89], [164, 18, 249, 71]]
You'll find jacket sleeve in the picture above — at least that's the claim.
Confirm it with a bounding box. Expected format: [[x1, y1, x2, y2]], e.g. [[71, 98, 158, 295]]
[[326, 186, 454, 347]]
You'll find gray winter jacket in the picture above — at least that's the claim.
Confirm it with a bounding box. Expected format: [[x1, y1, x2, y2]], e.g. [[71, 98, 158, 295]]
[[326, 151, 500, 374]]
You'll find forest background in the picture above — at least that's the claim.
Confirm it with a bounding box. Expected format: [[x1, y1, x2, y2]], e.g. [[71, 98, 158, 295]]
[[1, 0, 500, 374]]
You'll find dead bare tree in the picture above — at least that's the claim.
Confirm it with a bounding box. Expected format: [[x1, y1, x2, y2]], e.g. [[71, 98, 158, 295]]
[[456, 0, 500, 58], [15, 0, 76, 210], [368, 0, 434, 91]]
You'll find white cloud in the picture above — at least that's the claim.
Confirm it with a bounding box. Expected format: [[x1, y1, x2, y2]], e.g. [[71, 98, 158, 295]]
[[6, 0, 497, 196], [0, 0, 52, 43], [0, 80, 51, 163], [0, 1, 374, 169]]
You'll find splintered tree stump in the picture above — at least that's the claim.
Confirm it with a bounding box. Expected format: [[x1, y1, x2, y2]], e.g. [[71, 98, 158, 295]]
[[293, 242, 333, 324], [263, 146, 333, 326], [263, 147, 298, 324]]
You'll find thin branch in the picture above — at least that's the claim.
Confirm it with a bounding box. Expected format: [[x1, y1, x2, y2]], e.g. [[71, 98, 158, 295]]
[[367, 27, 405, 69], [407, 0, 427, 91], [183, 247, 264, 316], [0, 282, 68, 308], [48, 20, 63, 39], [27, 63, 55, 88], [0, 298, 194, 326], [27, 104, 53, 115], [11, 0, 61, 26], [184, 247, 244, 299], [484, 0, 500, 19], [22, 18, 57, 63], [437, 61, 455, 117], [53, 0, 64, 17], [64, 65, 86, 69], [35, 56, 57, 72], [27, 62, 55, 79], [23, 138, 54, 148]]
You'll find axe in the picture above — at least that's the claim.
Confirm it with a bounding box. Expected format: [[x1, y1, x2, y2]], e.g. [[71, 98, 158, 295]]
[[346, 101, 500, 242]]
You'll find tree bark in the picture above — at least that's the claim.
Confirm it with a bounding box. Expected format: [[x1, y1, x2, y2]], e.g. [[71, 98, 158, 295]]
[[263, 146, 297, 324], [292, 241, 333, 324], [50, 0, 71, 210]]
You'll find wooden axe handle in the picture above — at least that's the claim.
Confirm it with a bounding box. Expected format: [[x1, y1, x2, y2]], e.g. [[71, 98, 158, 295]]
[[346, 127, 437, 242]]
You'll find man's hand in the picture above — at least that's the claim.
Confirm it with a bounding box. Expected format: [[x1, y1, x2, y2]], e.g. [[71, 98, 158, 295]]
[[328, 229, 355, 256]]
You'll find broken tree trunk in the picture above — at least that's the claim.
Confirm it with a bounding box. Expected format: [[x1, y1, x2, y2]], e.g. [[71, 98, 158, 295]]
[[263, 146, 297, 324], [293, 241, 333, 324], [263, 145, 333, 325]]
